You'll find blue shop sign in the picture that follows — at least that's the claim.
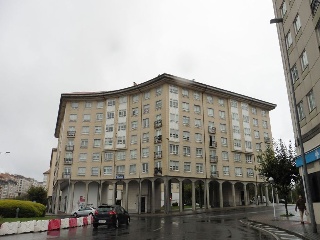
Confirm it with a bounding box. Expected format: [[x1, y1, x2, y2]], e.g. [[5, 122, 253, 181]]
[[116, 174, 124, 179], [296, 146, 320, 167]]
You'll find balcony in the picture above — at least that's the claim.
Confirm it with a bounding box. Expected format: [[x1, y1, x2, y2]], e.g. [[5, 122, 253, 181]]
[[210, 171, 219, 178], [64, 158, 73, 164], [154, 135, 162, 143], [154, 167, 162, 176], [67, 131, 76, 137], [311, 0, 320, 16], [154, 120, 162, 128], [154, 151, 162, 159], [65, 145, 74, 151], [208, 126, 216, 134], [209, 141, 217, 148], [62, 172, 71, 179], [210, 156, 218, 163]]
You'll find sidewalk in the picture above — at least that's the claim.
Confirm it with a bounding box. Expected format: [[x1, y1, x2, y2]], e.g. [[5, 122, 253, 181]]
[[247, 205, 320, 240]]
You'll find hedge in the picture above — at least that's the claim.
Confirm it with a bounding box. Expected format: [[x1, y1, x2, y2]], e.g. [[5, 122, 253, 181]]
[[0, 199, 46, 218]]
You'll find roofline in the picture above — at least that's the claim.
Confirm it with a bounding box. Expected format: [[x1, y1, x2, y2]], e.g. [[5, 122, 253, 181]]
[[54, 73, 276, 137]]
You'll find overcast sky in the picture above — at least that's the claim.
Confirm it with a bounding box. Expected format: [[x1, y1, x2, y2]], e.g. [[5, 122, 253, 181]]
[[0, 0, 294, 181]]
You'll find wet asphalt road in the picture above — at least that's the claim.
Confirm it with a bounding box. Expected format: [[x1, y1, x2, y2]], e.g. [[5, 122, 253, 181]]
[[1, 207, 276, 240]]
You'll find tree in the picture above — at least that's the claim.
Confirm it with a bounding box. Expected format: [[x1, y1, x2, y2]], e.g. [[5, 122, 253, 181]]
[[27, 186, 48, 205], [257, 139, 300, 216]]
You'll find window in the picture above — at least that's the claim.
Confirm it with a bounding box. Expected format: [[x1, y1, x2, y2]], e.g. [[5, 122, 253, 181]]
[[92, 153, 100, 161], [117, 136, 126, 145], [82, 126, 89, 134], [132, 94, 139, 103], [262, 120, 268, 129], [286, 31, 292, 49], [144, 91, 150, 100], [184, 162, 191, 172], [196, 163, 203, 173], [96, 113, 103, 121], [105, 152, 114, 161], [131, 121, 138, 129], [208, 108, 214, 117], [245, 141, 252, 149], [221, 137, 228, 146], [170, 113, 179, 123], [261, 110, 267, 117], [246, 155, 252, 163], [218, 98, 224, 106], [97, 101, 104, 108], [235, 167, 242, 177], [131, 135, 137, 144], [183, 116, 190, 126], [79, 153, 87, 161], [253, 118, 258, 127], [156, 87, 162, 96], [307, 90, 316, 112], [254, 130, 260, 139], [207, 95, 213, 103], [107, 112, 114, 119], [170, 160, 179, 171], [142, 132, 149, 142], [182, 102, 190, 111], [294, 14, 301, 33], [80, 139, 88, 148], [170, 99, 178, 108], [196, 148, 203, 157], [85, 102, 92, 108], [119, 109, 127, 117], [116, 165, 125, 174], [244, 128, 251, 136], [106, 124, 114, 132], [170, 144, 179, 155], [93, 139, 101, 147], [231, 100, 238, 108], [220, 124, 227, 133], [117, 151, 126, 160], [232, 113, 239, 121], [142, 163, 149, 173], [251, 107, 257, 115], [119, 96, 127, 103], [241, 103, 248, 110], [234, 153, 241, 162], [107, 99, 115, 106], [130, 149, 137, 159], [234, 139, 241, 148], [132, 108, 138, 116], [78, 167, 86, 176], [170, 129, 179, 138], [104, 138, 113, 146], [69, 114, 77, 122], [195, 133, 202, 142], [118, 123, 126, 131], [142, 148, 149, 158], [219, 110, 226, 120], [193, 91, 200, 100], [297, 101, 305, 121], [247, 168, 254, 177], [233, 125, 240, 134], [143, 118, 150, 128], [182, 89, 189, 97], [168, 85, 178, 94], [256, 143, 262, 151], [183, 146, 191, 156], [243, 115, 249, 123], [91, 167, 99, 176], [280, 1, 287, 17], [71, 102, 78, 109], [222, 151, 229, 160], [300, 50, 309, 70], [194, 105, 201, 114], [195, 119, 201, 128], [95, 126, 102, 134], [183, 131, 190, 141], [143, 104, 150, 114], [223, 166, 230, 176], [155, 100, 162, 110], [103, 166, 112, 175], [129, 164, 136, 174]]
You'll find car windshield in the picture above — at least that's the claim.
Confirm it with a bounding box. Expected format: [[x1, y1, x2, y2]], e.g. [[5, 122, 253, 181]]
[[98, 206, 114, 212]]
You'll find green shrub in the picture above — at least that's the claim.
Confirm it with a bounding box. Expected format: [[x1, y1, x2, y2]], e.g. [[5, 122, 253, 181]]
[[0, 200, 46, 218]]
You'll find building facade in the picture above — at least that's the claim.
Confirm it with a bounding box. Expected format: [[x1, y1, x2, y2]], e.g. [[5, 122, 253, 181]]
[[51, 74, 276, 214], [271, 0, 320, 223]]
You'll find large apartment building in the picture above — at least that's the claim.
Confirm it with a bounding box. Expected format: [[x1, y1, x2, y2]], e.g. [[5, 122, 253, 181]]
[[51, 74, 276, 214], [271, 0, 320, 223]]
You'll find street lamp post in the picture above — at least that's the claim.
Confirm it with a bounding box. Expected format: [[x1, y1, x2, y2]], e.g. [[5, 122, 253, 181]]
[[270, 17, 317, 233], [268, 177, 276, 220]]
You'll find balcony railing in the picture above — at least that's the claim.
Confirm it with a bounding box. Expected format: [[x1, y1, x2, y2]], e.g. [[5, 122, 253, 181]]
[[154, 120, 162, 128], [211, 171, 219, 178], [311, 0, 320, 16], [154, 151, 162, 159], [64, 158, 73, 164], [154, 167, 162, 176], [247, 173, 254, 177], [65, 145, 74, 151], [154, 135, 162, 143], [208, 126, 216, 134], [210, 156, 218, 163], [67, 131, 76, 137], [209, 141, 217, 148]]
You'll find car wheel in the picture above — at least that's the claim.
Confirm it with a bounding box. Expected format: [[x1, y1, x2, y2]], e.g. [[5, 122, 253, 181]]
[[114, 218, 119, 228], [93, 223, 98, 229], [73, 213, 78, 217], [126, 217, 130, 225]]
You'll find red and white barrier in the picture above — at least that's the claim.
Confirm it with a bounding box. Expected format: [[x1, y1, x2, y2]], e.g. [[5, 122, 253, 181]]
[[17, 220, 35, 234], [69, 217, 77, 228], [34, 220, 49, 232], [48, 219, 61, 231], [0, 222, 19, 235], [60, 218, 69, 229], [77, 217, 83, 227]]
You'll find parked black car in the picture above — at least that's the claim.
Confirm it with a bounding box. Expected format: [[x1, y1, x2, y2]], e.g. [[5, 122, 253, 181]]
[[92, 205, 130, 228]]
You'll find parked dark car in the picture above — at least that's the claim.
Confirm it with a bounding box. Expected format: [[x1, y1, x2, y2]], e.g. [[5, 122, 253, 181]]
[[92, 205, 130, 228]]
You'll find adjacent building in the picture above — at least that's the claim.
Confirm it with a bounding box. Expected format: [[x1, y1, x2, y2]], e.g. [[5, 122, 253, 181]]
[[271, 0, 320, 223], [51, 74, 276, 214]]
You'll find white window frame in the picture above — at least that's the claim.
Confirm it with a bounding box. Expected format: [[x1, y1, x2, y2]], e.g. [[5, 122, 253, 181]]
[[103, 166, 112, 175], [307, 89, 316, 112]]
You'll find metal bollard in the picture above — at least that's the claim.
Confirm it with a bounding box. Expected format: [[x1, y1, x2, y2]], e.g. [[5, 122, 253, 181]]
[[16, 207, 20, 218]]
